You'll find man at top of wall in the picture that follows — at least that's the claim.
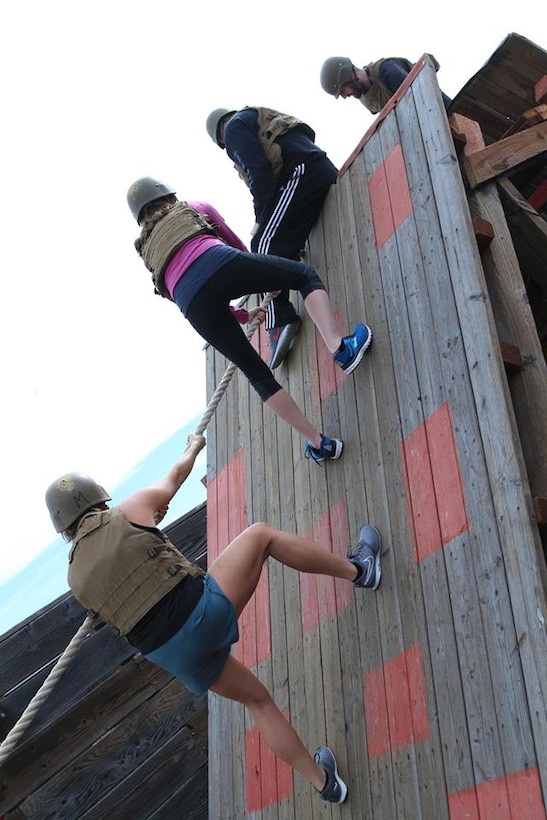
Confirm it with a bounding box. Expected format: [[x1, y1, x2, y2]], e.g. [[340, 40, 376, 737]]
[[320, 55, 452, 114], [206, 105, 338, 369]]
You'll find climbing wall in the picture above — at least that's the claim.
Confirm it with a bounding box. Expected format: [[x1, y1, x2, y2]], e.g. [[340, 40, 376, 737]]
[[206, 57, 547, 820]]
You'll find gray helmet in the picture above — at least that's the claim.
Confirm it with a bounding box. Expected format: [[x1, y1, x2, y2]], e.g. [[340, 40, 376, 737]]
[[127, 177, 176, 223], [45, 472, 111, 532], [205, 108, 236, 148], [320, 56, 354, 98]]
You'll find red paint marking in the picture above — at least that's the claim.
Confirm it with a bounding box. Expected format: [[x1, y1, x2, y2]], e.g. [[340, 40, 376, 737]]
[[369, 143, 413, 249], [246, 711, 293, 812], [364, 643, 429, 757], [401, 402, 469, 562], [448, 767, 546, 819], [206, 449, 271, 668], [300, 501, 352, 631], [401, 421, 441, 562], [208, 448, 248, 561]]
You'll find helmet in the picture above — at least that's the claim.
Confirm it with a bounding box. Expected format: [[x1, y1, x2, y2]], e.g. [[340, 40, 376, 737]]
[[320, 56, 354, 98], [127, 177, 176, 223], [45, 472, 111, 532], [205, 108, 236, 148]]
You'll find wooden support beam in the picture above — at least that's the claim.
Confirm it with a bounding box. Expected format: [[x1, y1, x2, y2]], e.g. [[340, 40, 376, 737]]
[[462, 121, 547, 189], [448, 113, 485, 155]]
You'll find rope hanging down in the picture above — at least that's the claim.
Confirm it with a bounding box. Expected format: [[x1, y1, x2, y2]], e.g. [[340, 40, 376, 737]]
[[0, 292, 275, 766]]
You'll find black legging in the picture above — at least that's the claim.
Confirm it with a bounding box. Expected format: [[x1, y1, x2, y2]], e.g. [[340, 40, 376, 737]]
[[186, 251, 326, 401]]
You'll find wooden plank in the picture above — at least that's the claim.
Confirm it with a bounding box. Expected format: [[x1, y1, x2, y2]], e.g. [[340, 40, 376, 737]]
[[359, 97, 451, 818], [77, 711, 208, 819], [336, 156, 400, 819], [1, 625, 133, 740], [279, 280, 316, 820], [147, 765, 208, 820], [306, 202, 358, 820], [17, 678, 204, 819], [0, 594, 87, 695], [0, 660, 175, 812], [498, 178, 547, 290], [467, 181, 547, 499], [414, 65, 547, 798], [462, 121, 547, 189]]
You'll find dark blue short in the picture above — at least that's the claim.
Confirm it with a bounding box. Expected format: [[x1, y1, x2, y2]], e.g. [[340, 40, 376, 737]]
[[144, 574, 239, 694]]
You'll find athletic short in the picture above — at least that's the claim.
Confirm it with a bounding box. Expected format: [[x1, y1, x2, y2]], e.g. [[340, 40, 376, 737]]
[[144, 574, 239, 694]]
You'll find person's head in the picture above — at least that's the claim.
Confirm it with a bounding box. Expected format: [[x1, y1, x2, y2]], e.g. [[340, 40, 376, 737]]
[[205, 108, 237, 149], [45, 472, 111, 540], [127, 177, 177, 225], [320, 56, 369, 99]]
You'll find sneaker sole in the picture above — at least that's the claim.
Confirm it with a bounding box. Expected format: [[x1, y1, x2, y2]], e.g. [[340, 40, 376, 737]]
[[366, 524, 382, 590], [371, 547, 382, 590], [342, 326, 373, 375], [327, 752, 348, 803], [269, 321, 302, 369]]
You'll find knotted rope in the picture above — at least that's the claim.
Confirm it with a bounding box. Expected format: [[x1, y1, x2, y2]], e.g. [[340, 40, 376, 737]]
[[0, 292, 274, 766]]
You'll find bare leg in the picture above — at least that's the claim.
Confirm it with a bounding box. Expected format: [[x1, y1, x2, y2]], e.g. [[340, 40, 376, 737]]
[[208, 522, 357, 616], [210, 654, 327, 792], [265, 389, 322, 449], [303, 290, 343, 353]]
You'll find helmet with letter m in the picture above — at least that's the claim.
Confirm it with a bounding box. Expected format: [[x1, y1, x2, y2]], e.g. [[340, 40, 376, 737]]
[[45, 472, 111, 533]]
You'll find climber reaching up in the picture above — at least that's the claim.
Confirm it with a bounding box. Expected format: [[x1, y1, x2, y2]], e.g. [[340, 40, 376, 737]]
[[126, 176, 373, 465]]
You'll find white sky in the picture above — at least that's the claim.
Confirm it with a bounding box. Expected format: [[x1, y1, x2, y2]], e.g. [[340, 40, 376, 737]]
[[0, 1, 542, 586]]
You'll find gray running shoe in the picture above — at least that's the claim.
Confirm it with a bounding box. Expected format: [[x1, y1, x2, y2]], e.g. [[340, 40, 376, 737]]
[[314, 746, 348, 803], [348, 524, 382, 589]]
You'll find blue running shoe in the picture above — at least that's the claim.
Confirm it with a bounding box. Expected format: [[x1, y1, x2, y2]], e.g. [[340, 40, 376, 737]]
[[314, 746, 348, 803], [334, 323, 372, 374], [304, 434, 343, 465], [348, 524, 382, 589]]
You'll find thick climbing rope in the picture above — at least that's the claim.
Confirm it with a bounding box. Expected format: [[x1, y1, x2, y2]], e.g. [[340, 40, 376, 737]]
[[0, 292, 275, 766]]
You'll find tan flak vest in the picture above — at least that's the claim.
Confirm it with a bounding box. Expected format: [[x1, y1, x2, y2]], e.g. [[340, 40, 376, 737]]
[[360, 58, 414, 114], [140, 201, 217, 299], [68, 508, 205, 634], [234, 106, 316, 188]]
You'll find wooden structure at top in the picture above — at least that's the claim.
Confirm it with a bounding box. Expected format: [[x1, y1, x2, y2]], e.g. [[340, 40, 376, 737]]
[[206, 35, 547, 819]]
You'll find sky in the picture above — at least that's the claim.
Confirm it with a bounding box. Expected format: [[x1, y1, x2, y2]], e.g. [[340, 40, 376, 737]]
[[0, 1, 543, 633]]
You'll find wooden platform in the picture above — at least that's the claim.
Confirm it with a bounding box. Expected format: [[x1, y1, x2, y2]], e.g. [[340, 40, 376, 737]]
[[206, 56, 547, 819]]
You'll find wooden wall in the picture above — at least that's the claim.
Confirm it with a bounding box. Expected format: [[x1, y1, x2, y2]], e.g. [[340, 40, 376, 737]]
[[205, 57, 547, 819], [0, 504, 208, 820]]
